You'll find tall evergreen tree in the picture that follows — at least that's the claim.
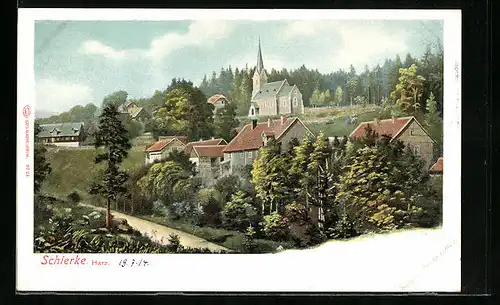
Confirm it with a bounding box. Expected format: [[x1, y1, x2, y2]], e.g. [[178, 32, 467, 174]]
[[90, 104, 132, 229]]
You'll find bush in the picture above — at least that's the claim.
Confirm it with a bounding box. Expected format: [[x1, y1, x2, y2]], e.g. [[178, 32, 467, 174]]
[[66, 191, 81, 203], [260, 212, 290, 241], [242, 225, 258, 253], [284, 203, 318, 247], [166, 233, 181, 252], [221, 192, 259, 231]]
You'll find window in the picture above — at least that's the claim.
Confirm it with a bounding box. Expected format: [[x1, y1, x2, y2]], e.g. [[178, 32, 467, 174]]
[[293, 97, 298, 107], [240, 152, 244, 158], [210, 157, 217, 166], [413, 145, 420, 155], [251, 108, 255, 116], [247, 151, 253, 159]]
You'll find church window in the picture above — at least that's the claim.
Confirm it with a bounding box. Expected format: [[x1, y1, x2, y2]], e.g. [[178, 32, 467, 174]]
[[293, 97, 298, 107], [251, 108, 255, 116]]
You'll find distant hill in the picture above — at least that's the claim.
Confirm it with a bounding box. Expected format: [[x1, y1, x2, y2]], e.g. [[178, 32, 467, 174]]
[[35, 110, 59, 119]]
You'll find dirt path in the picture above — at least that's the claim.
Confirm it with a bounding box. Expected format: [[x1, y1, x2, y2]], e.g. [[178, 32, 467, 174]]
[[79, 203, 228, 252]]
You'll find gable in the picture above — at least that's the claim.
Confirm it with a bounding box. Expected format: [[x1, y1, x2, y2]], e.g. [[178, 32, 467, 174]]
[[393, 118, 436, 143]]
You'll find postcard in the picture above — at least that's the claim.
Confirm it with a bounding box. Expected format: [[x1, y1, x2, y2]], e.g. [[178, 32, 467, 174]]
[[17, 8, 461, 292]]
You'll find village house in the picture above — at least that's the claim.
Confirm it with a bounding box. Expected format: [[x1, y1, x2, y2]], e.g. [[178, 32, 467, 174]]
[[429, 156, 443, 176], [248, 40, 305, 118], [207, 94, 228, 115], [184, 138, 227, 165], [38, 122, 86, 147], [349, 116, 437, 168], [221, 115, 314, 176], [144, 137, 187, 165], [188, 145, 227, 186], [118, 101, 150, 121]]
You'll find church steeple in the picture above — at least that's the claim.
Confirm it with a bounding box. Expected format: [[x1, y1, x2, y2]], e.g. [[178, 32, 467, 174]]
[[252, 37, 267, 96], [256, 37, 264, 73]]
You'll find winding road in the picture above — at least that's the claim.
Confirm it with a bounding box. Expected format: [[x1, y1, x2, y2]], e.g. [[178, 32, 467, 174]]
[[79, 203, 228, 252]]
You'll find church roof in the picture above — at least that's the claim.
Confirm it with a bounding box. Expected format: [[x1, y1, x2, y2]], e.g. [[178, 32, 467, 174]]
[[252, 80, 288, 100], [277, 84, 295, 96], [256, 38, 264, 73]]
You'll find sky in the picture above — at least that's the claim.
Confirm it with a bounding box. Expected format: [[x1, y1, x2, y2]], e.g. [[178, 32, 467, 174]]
[[34, 19, 443, 114]]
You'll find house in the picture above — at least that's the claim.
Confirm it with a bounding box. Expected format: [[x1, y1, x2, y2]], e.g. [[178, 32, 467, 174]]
[[429, 156, 443, 175], [118, 101, 150, 121], [144, 137, 187, 165], [222, 115, 314, 176], [184, 138, 227, 155], [350, 116, 436, 168], [207, 94, 228, 114], [38, 122, 85, 147], [248, 40, 305, 117], [158, 135, 189, 145], [188, 145, 227, 186]]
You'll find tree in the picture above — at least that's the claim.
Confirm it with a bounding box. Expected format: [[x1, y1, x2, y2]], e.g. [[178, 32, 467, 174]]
[[34, 122, 51, 194], [137, 161, 192, 205], [154, 79, 215, 141], [102, 90, 128, 108], [90, 104, 132, 229], [290, 136, 315, 207], [251, 138, 290, 214], [335, 86, 344, 106], [390, 64, 426, 115], [310, 87, 322, 107], [347, 65, 358, 107], [221, 191, 259, 231], [214, 101, 239, 142]]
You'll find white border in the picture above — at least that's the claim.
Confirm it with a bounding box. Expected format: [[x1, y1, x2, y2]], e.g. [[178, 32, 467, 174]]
[[17, 9, 461, 292]]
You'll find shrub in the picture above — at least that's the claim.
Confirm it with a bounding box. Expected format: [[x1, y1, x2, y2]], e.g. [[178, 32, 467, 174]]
[[66, 191, 81, 203], [152, 200, 168, 217], [221, 191, 259, 231], [166, 233, 181, 252], [284, 203, 318, 247], [260, 212, 290, 241], [242, 225, 258, 253]]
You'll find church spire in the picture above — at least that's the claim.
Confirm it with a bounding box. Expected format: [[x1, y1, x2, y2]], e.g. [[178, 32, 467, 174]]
[[256, 37, 264, 73]]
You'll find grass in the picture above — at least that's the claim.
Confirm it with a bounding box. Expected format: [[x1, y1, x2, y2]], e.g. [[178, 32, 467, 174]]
[[42, 147, 144, 197], [140, 214, 295, 253]]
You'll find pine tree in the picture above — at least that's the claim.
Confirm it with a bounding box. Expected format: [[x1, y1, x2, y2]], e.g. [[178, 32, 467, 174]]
[[90, 104, 132, 229]]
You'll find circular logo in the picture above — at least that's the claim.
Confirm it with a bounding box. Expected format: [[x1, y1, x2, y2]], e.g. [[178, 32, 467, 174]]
[[23, 105, 31, 118]]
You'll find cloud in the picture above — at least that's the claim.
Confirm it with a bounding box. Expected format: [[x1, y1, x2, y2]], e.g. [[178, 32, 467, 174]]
[[282, 21, 411, 71], [80, 20, 234, 64], [80, 40, 127, 60], [36, 79, 94, 113], [145, 20, 234, 62]]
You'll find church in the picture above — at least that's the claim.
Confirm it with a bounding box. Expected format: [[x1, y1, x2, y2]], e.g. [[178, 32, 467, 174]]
[[248, 40, 305, 118]]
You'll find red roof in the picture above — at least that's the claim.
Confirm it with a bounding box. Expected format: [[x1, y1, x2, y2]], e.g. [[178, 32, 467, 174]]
[[429, 157, 443, 174], [207, 94, 227, 104], [223, 117, 298, 153], [184, 138, 227, 155], [350, 117, 413, 139], [192, 145, 226, 158], [146, 139, 174, 152], [158, 135, 188, 144]]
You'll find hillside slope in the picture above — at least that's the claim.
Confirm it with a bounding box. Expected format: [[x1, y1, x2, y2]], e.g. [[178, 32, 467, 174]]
[[42, 147, 144, 197]]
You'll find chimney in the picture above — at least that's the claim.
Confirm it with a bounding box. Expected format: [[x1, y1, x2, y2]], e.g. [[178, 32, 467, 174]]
[[199, 138, 203, 142], [392, 116, 396, 123], [280, 115, 286, 125], [374, 118, 380, 125], [267, 117, 272, 127], [251, 119, 258, 130], [211, 136, 215, 140]]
